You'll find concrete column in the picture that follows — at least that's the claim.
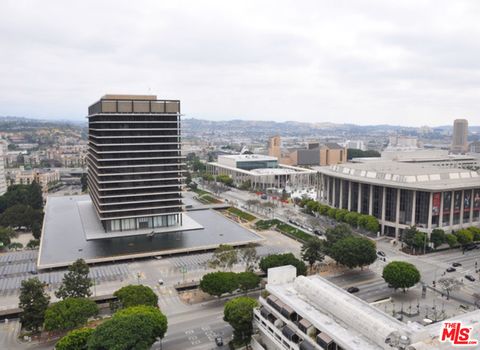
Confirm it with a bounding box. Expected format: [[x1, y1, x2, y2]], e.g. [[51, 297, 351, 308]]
[[347, 181, 352, 211], [427, 192, 433, 236], [460, 190, 465, 226], [381, 186, 386, 234], [332, 178, 336, 207], [369, 185, 373, 215], [411, 190, 416, 226], [439, 192, 444, 228], [468, 190, 473, 224], [339, 180, 343, 209], [450, 191, 454, 229], [357, 183, 362, 213], [395, 188, 401, 239]]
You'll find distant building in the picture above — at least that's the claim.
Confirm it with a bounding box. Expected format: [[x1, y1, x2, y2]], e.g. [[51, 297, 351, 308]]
[[451, 118, 468, 154], [13, 169, 60, 193], [0, 141, 7, 195], [253, 265, 480, 350], [344, 140, 366, 151], [469, 141, 480, 153], [207, 154, 316, 190], [387, 135, 418, 149], [269, 136, 347, 166], [268, 135, 281, 159]]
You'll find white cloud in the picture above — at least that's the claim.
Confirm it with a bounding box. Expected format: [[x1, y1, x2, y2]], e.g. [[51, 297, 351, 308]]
[[0, 0, 479, 126]]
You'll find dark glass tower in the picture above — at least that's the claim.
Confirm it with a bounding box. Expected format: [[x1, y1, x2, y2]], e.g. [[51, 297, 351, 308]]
[[87, 94, 184, 233]]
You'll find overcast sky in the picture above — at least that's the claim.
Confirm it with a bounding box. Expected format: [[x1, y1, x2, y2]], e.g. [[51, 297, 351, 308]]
[[1, 0, 479, 126]]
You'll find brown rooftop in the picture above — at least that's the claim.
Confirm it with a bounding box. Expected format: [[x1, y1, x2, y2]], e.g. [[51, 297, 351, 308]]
[[101, 94, 157, 101]]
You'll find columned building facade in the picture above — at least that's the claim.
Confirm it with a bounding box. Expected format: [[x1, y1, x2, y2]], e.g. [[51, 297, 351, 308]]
[[316, 162, 480, 238], [87, 95, 184, 233]]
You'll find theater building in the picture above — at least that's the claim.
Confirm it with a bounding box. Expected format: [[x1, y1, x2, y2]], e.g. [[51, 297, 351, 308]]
[[315, 161, 480, 238]]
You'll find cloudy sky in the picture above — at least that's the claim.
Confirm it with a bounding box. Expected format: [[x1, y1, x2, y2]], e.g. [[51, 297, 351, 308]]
[[1, 0, 479, 126]]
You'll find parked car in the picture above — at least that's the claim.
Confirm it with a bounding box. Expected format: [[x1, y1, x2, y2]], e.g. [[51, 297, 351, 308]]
[[158, 279, 165, 285], [260, 194, 268, 200], [446, 267, 456, 273], [452, 262, 462, 267], [465, 275, 476, 282], [347, 287, 360, 293], [215, 336, 224, 347], [377, 251, 386, 257]]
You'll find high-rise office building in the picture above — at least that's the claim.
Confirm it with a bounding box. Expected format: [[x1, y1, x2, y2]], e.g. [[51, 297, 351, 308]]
[[87, 94, 184, 233], [451, 118, 468, 154]]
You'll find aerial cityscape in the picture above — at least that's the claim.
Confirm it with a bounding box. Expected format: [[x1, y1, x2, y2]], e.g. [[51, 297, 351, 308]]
[[1, 1, 480, 350]]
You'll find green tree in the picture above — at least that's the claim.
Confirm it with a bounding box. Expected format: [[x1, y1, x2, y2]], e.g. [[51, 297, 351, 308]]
[[199, 271, 239, 297], [335, 209, 349, 222], [0, 204, 42, 230], [224, 297, 258, 346], [301, 237, 325, 270], [347, 149, 381, 160], [324, 224, 352, 255], [208, 244, 238, 271], [467, 227, 480, 241], [430, 229, 446, 249], [402, 226, 419, 248], [56, 259, 92, 299], [240, 243, 259, 272], [360, 215, 380, 233], [317, 204, 329, 215], [44, 298, 98, 331], [28, 181, 44, 210], [327, 207, 337, 219], [259, 253, 307, 276], [19, 278, 50, 332], [412, 231, 428, 252], [382, 261, 421, 292], [26, 239, 40, 249], [305, 200, 319, 215], [8, 242, 23, 250], [88, 306, 167, 350], [80, 174, 88, 193], [237, 272, 261, 293], [0, 227, 15, 248], [32, 222, 41, 239], [56, 327, 94, 350], [455, 229, 474, 247], [344, 211, 360, 226], [445, 234, 459, 248], [330, 236, 377, 269], [113, 285, 158, 309]]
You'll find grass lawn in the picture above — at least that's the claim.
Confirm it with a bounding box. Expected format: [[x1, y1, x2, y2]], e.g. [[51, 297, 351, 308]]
[[227, 207, 257, 221], [255, 219, 311, 242]]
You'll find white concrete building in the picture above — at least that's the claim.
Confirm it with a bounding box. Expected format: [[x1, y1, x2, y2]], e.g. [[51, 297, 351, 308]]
[[315, 161, 480, 238], [252, 266, 480, 350], [207, 154, 316, 190]]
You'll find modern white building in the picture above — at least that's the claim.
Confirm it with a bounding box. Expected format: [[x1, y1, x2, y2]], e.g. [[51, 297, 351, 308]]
[[315, 161, 480, 238], [252, 266, 480, 350], [207, 154, 316, 190]]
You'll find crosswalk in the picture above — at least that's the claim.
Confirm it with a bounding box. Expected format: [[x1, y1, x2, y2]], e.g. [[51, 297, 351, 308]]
[[155, 285, 190, 314]]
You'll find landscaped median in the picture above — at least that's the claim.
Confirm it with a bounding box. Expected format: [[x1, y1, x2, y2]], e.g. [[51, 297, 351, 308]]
[[255, 219, 312, 242], [227, 207, 257, 222]]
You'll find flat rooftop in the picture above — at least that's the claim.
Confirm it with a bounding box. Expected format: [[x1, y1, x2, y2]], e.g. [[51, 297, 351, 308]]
[[38, 195, 263, 269], [314, 161, 480, 190], [219, 154, 278, 162]]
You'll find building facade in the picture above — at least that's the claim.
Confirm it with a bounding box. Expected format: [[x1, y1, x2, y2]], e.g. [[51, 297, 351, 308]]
[[87, 94, 184, 233], [451, 118, 468, 154], [252, 265, 480, 350], [315, 162, 480, 238], [207, 154, 316, 190]]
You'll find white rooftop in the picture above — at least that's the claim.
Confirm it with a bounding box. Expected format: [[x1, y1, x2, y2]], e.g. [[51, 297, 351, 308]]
[[219, 154, 278, 162], [314, 161, 480, 190]]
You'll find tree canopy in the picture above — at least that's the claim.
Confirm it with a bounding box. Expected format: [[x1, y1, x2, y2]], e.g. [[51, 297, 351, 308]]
[[56, 327, 94, 350], [329, 236, 377, 269], [19, 277, 50, 332], [113, 285, 158, 309], [87, 306, 167, 350], [237, 272, 261, 293], [56, 259, 93, 299], [301, 237, 325, 268], [44, 297, 98, 331], [430, 229, 446, 248], [240, 243, 259, 272], [455, 229, 474, 247], [208, 244, 238, 271], [199, 271, 239, 297], [382, 261, 420, 292], [259, 253, 307, 276], [224, 297, 258, 345]]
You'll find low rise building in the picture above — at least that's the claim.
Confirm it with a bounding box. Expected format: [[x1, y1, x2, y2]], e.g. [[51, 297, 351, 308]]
[[253, 265, 480, 350], [13, 169, 60, 193], [207, 154, 316, 190]]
